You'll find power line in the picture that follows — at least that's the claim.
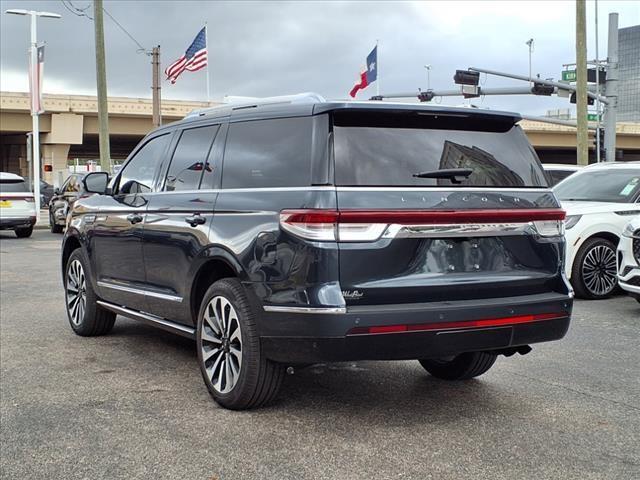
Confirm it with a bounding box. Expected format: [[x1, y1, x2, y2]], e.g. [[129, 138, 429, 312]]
[[60, 0, 93, 20], [102, 7, 148, 54]]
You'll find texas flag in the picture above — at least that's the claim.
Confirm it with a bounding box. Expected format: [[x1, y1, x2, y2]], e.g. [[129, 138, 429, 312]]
[[349, 46, 377, 98]]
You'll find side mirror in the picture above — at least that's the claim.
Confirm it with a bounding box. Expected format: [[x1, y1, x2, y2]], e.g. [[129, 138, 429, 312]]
[[83, 172, 110, 194], [54, 187, 60, 195]]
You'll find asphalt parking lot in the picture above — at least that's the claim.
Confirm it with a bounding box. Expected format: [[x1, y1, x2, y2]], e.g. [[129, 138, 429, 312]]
[[1, 230, 639, 480]]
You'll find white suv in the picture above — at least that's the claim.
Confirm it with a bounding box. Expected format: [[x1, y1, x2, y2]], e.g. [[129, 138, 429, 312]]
[[618, 216, 640, 303], [553, 162, 640, 299], [0, 172, 37, 238]]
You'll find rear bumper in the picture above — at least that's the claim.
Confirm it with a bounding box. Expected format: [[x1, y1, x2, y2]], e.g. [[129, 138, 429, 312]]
[[0, 216, 36, 230], [260, 292, 573, 362]]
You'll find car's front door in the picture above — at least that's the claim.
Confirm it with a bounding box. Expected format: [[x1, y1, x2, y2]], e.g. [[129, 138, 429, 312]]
[[142, 123, 223, 325], [92, 132, 172, 311]]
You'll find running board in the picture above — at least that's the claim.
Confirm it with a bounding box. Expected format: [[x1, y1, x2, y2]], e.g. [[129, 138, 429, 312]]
[[97, 301, 196, 339]]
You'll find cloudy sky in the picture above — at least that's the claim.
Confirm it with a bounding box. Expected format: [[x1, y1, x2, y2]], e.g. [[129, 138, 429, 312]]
[[1, 0, 638, 115]]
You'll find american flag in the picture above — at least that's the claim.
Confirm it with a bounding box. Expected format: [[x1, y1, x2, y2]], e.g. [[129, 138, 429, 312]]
[[165, 27, 207, 84]]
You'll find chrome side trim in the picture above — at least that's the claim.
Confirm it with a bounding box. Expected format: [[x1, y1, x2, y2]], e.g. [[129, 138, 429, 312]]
[[263, 305, 347, 314], [97, 301, 195, 339], [336, 187, 550, 193], [97, 281, 183, 303], [382, 223, 533, 239], [141, 186, 336, 196]]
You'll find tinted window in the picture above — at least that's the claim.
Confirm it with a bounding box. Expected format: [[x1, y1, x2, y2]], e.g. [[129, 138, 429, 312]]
[[333, 113, 546, 187], [546, 169, 575, 186], [222, 117, 312, 188], [164, 125, 219, 191], [0, 179, 28, 193], [554, 169, 640, 203], [118, 134, 170, 194]]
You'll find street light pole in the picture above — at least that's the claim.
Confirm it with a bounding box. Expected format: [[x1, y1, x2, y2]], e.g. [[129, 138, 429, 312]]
[[424, 65, 431, 90], [5, 9, 61, 221], [525, 38, 534, 83]]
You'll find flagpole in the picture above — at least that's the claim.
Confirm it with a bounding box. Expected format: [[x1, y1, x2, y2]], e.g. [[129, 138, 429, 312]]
[[376, 39, 380, 97], [205, 22, 210, 104]]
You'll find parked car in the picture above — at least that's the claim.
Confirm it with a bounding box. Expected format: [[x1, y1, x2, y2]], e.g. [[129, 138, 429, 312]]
[[61, 95, 573, 410], [35, 179, 55, 206], [48, 173, 87, 234], [542, 163, 582, 186], [617, 216, 640, 303], [0, 172, 36, 238], [554, 162, 640, 299]]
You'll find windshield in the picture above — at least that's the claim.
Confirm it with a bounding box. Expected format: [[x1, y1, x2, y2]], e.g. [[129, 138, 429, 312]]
[[333, 112, 547, 188], [0, 180, 28, 193], [554, 169, 640, 203]]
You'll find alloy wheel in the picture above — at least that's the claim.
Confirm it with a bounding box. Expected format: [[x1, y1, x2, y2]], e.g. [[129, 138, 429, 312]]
[[66, 259, 86, 326], [200, 296, 243, 394], [581, 244, 617, 296]]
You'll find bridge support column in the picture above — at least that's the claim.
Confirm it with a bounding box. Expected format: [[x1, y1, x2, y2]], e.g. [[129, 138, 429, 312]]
[[41, 143, 70, 187]]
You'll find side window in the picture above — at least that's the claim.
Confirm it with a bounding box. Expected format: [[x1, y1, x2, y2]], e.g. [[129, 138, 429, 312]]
[[65, 176, 79, 193], [118, 134, 170, 194], [164, 125, 219, 192], [222, 117, 312, 188]]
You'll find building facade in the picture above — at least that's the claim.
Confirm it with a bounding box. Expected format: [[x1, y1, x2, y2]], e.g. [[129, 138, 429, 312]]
[[618, 25, 640, 122]]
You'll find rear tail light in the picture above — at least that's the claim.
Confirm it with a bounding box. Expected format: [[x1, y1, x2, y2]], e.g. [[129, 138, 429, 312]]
[[280, 209, 566, 242]]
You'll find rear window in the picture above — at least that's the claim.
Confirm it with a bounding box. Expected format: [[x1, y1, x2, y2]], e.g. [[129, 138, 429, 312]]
[[222, 117, 312, 188], [545, 169, 576, 186], [554, 169, 640, 203], [0, 179, 28, 193], [333, 111, 547, 187]]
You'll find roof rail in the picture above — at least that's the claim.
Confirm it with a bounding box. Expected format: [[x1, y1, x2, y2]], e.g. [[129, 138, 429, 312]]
[[185, 92, 326, 118]]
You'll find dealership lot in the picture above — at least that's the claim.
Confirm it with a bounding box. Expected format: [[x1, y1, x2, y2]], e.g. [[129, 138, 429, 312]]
[[1, 230, 639, 480]]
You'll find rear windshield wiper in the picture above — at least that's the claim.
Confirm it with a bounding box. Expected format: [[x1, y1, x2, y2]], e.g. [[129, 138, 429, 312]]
[[413, 168, 473, 184]]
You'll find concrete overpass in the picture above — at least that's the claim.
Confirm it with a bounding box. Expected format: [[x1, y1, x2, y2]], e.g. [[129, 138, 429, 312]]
[[1, 91, 639, 187]]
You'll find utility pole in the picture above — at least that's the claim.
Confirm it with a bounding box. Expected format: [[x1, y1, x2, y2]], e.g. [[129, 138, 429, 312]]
[[576, 0, 589, 166], [151, 46, 161, 127], [604, 13, 619, 162], [93, 0, 111, 172]]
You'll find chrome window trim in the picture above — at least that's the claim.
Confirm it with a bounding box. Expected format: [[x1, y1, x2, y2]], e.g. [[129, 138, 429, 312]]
[[97, 281, 183, 303], [263, 305, 347, 314]]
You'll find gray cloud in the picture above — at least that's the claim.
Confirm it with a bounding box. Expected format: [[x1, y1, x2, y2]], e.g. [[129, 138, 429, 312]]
[[1, 0, 638, 116]]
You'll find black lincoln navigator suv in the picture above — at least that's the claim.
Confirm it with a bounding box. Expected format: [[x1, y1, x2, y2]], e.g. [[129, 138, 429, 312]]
[[61, 95, 573, 410]]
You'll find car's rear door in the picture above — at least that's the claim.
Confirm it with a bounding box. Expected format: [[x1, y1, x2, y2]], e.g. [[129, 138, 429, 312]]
[[91, 132, 172, 311], [331, 109, 567, 307], [141, 123, 223, 325]]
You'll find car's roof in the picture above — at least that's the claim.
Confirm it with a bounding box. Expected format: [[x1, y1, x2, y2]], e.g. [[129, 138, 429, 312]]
[[542, 164, 583, 171], [155, 96, 522, 134], [0, 172, 25, 181], [582, 161, 640, 170]]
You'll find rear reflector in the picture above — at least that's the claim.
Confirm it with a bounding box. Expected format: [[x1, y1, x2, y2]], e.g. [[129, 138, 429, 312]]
[[348, 312, 565, 335], [280, 208, 566, 242]]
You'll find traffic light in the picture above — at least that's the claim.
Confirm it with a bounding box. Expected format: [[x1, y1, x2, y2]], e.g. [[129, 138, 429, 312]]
[[592, 128, 605, 158], [531, 82, 555, 96], [570, 92, 595, 105]]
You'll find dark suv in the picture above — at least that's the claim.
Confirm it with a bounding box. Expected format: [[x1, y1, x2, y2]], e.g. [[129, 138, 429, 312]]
[[61, 96, 573, 410]]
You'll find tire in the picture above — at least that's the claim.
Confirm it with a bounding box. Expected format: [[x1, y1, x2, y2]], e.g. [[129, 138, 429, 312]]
[[571, 237, 618, 300], [196, 278, 284, 410], [14, 226, 33, 238], [50, 210, 63, 233], [64, 249, 116, 336], [419, 352, 497, 380]]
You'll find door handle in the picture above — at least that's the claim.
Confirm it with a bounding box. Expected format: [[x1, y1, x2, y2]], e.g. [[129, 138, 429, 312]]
[[126, 213, 143, 224], [185, 214, 206, 227]]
